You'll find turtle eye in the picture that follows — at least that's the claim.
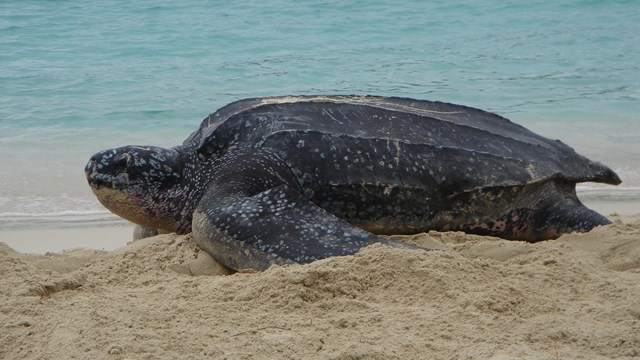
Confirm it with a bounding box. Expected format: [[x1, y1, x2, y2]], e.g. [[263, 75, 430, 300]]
[[113, 153, 133, 172]]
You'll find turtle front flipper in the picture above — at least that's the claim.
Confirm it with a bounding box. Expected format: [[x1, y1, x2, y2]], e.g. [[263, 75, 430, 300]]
[[133, 225, 159, 241], [191, 150, 420, 272]]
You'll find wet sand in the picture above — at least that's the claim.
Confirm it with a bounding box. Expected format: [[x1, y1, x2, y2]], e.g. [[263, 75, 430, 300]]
[[0, 224, 134, 254]]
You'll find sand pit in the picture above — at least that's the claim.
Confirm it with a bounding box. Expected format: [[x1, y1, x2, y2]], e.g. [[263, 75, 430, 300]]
[[1, 216, 639, 359]]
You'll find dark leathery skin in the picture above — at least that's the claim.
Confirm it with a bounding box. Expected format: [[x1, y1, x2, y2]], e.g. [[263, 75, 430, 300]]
[[86, 95, 621, 271]]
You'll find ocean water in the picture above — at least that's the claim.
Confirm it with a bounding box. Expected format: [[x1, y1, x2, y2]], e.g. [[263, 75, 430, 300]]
[[1, 0, 639, 231]]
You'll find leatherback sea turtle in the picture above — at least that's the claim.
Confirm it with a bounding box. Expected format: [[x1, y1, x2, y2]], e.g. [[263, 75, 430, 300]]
[[85, 96, 621, 271]]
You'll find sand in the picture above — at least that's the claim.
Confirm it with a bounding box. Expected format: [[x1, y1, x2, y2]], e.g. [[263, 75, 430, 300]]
[[1, 216, 639, 359]]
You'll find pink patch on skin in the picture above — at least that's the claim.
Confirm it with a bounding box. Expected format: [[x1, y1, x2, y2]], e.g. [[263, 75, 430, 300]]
[[130, 195, 144, 206], [491, 220, 506, 232]]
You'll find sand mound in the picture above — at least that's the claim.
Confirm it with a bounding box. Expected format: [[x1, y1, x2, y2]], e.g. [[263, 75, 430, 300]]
[[1, 216, 639, 359]]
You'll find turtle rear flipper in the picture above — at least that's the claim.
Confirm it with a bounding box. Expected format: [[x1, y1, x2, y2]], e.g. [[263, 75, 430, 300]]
[[192, 150, 421, 271], [485, 181, 612, 242], [528, 195, 611, 241]]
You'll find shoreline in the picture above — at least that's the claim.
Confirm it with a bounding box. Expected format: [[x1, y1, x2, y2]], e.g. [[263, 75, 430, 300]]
[[0, 224, 134, 254], [580, 195, 640, 217], [0, 195, 638, 255]]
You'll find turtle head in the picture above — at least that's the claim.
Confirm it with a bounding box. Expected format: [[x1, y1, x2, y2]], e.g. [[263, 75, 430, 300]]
[[85, 145, 191, 233]]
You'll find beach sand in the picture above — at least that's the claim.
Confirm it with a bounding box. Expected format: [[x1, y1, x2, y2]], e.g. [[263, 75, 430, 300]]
[[1, 214, 639, 359]]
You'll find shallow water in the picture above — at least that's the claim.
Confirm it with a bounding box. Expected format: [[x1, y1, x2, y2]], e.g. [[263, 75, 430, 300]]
[[1, 0, 639, 231]]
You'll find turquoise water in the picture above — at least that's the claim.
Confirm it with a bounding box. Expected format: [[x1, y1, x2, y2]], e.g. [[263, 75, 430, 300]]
[[1, 0, 639, 230]]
